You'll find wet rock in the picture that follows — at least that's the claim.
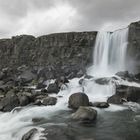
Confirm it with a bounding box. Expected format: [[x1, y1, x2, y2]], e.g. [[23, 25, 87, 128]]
[[32, 117, 47, 123], [116, 85, 140, 103], [19, 95, 30, 106], [107, 94, 124, 104], [55, 76, 69, 85], [42, 125, 76, 140], [115, 71, 136, 81], [79, 78, 85, 85], [42, 97, 57, 106], [0, 95, 19, 112], [135, 73, 140, 81], [17, 91, 34, 103], [115, 71, 129, 78], [68, 92, 89, 109], [22, 128, 38, 140], [127, 86, 140, 102], [17, 70, 36, 86], [71, 106, 97, 123], [33, 100, 42, 106], [84, 75, 94, 79], [95, 78, 110, 85], [47, 83, 60, 94], [91, 102, 109, 108], [36, 78, 47, 89], [6, 89, 16, 97], [35, 94, 48, 101], [12, 107, 23, 113]]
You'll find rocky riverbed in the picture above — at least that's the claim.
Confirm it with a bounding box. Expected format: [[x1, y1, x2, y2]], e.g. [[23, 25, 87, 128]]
[[0, 65, 140, 139]]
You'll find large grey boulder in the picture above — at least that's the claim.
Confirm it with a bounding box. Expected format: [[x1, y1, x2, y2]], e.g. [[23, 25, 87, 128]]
[[71, 106, 97, 123], [0, 95, 19, 112], [107, 94, 124, 104], [47, 83, 60, 94], [68, 92, 89, 109]]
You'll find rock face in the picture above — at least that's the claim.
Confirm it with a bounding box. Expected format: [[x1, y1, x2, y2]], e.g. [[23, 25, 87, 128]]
[[68, 92, 89, 109], [0, 32, 97, 79], [128, 21, 140, 73]]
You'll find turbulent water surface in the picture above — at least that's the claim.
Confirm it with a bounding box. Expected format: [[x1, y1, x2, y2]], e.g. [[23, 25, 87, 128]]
[[0, 28, 140, 140]]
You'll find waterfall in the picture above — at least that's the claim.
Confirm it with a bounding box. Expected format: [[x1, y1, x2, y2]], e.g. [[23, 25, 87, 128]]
[[89, 28, 128, 76]]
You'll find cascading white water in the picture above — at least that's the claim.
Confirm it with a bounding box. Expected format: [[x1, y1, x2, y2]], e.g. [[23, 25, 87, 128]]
[[89, 28, 128, 76], [1, 27, 140, 140]]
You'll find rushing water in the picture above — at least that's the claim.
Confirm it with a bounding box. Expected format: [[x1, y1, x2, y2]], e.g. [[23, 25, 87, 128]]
[[88, 28, 128, 77], [0, 28, 140, 140]]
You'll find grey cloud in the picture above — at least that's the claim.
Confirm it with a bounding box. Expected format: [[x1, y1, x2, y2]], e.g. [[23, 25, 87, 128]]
[[0, 0, 140, 38]]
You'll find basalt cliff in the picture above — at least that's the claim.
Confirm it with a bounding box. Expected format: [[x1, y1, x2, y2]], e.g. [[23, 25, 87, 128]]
[[0, 21, 140, 79]]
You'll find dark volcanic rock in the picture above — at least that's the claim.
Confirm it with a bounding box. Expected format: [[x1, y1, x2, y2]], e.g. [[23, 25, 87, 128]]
[[42, 97, 57, 106], [0, 95, 19, 112], [71, 106, 97, 123], [116, 85, 140, 103], [18, 95, 30, 106], [42, 125, 76, 140], [47, 83, 60, 94], [95, 78, 110, 85], [115, 71, 136, 81], [17, 69, 36, 86], [68, 92, 89, 109], [126, 86, 140, 102], [107, 94, 124, 104], [22, 128, 38, 140], [32, 117, 47, 123], [91, 102, 109, 108]]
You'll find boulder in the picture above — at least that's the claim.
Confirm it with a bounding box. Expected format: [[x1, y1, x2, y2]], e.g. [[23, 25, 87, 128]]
[[19, 95, 30, 106], [17, 70, 36, 86], [42, 125, 76, 140], [115, 71, 136, 81], [42, 97, 57, 106], [22, 128, 38, 140], [126, 86, 140, 102], [68, 92, 89, 109], [0, 95, 19, 112], [79, 78, 85, 85], [116, 85, 140, 103], [55, 76, 69, 85], [95, 78, 110, 85], [36, 82, 47, 89], [47, 83, 60, 94], [32, 117, 47, 123], [107, 94, 124, 104], [135, 73, 140, 81], [71, 106, 97, 123], [84, 75, 94, 79], [91, 102, 109, 108]]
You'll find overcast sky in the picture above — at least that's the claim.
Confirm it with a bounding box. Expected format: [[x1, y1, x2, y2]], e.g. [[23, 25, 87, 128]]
[[0, 0, 140, 38]]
